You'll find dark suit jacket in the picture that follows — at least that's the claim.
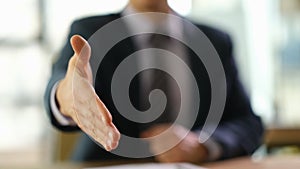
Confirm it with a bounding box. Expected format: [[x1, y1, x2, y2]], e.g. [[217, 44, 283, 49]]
[[44, 13, 264, 161]]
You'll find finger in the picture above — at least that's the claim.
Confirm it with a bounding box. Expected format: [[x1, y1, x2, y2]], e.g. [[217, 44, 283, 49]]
[[92, 109, 120, 150], [82, 121, 119, 151], [75, 98, 120, 151], [72, 84, 120, 151], [102, 125, 120, 150], [75, 105, 120, 151], [141, 124, 170, 138], [95, 96, 113, 123], [156, 154, 171, 163], [70, 35, 91, 69], [149, 138, 174, 154], [90, 118, 120, 151], [155, 148, 183, 163], [95, 96, 120, 150], [155, 153, 173, 163]]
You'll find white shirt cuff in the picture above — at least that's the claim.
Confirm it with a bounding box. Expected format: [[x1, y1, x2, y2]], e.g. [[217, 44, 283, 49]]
[[50, 82, 76, 126], [199, 132, 223, 161]]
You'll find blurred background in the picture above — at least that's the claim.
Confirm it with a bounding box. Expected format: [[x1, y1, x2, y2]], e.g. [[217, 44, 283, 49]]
[[0, 0, 299, 166]]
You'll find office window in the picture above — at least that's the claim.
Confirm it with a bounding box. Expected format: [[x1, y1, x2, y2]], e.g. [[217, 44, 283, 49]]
[[0, 0, 48, 165], [0, 0, 39, 41], [276, 0, 300, 126]]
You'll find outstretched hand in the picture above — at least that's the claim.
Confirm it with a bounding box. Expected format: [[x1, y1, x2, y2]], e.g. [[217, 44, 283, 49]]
[[56, 35, 120, 151]]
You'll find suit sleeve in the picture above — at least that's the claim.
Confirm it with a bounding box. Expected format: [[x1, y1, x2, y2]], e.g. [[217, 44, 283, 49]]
[[44, 20, 85, 131], [210, 34, 264, 159]]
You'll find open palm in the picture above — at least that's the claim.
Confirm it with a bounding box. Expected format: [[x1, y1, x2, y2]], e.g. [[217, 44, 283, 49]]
[[56, 35, 120, 151]]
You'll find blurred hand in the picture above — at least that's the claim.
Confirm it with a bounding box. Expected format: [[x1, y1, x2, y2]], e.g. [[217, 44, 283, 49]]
[[141, 124, 208, 163], [56, 35, 120, 151]]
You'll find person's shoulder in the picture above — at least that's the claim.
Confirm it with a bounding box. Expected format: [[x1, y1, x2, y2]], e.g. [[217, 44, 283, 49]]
[[184, 18, 233, 60], [185, 19, 232, 49], [72, 13, 121, 27], [192, 21, 230, 42], [68, 13, 121, 38]]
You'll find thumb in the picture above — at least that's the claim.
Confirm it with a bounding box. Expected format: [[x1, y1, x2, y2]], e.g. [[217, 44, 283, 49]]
[[70, 35, 91, 66]]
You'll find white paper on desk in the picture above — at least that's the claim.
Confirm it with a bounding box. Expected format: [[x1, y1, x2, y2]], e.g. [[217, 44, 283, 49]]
[[85, 163, 207, 169]]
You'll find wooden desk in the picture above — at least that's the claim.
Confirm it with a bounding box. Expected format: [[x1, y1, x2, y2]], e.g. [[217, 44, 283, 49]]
[[1, 155, 299, 169], [204, 155, 300, 169]]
